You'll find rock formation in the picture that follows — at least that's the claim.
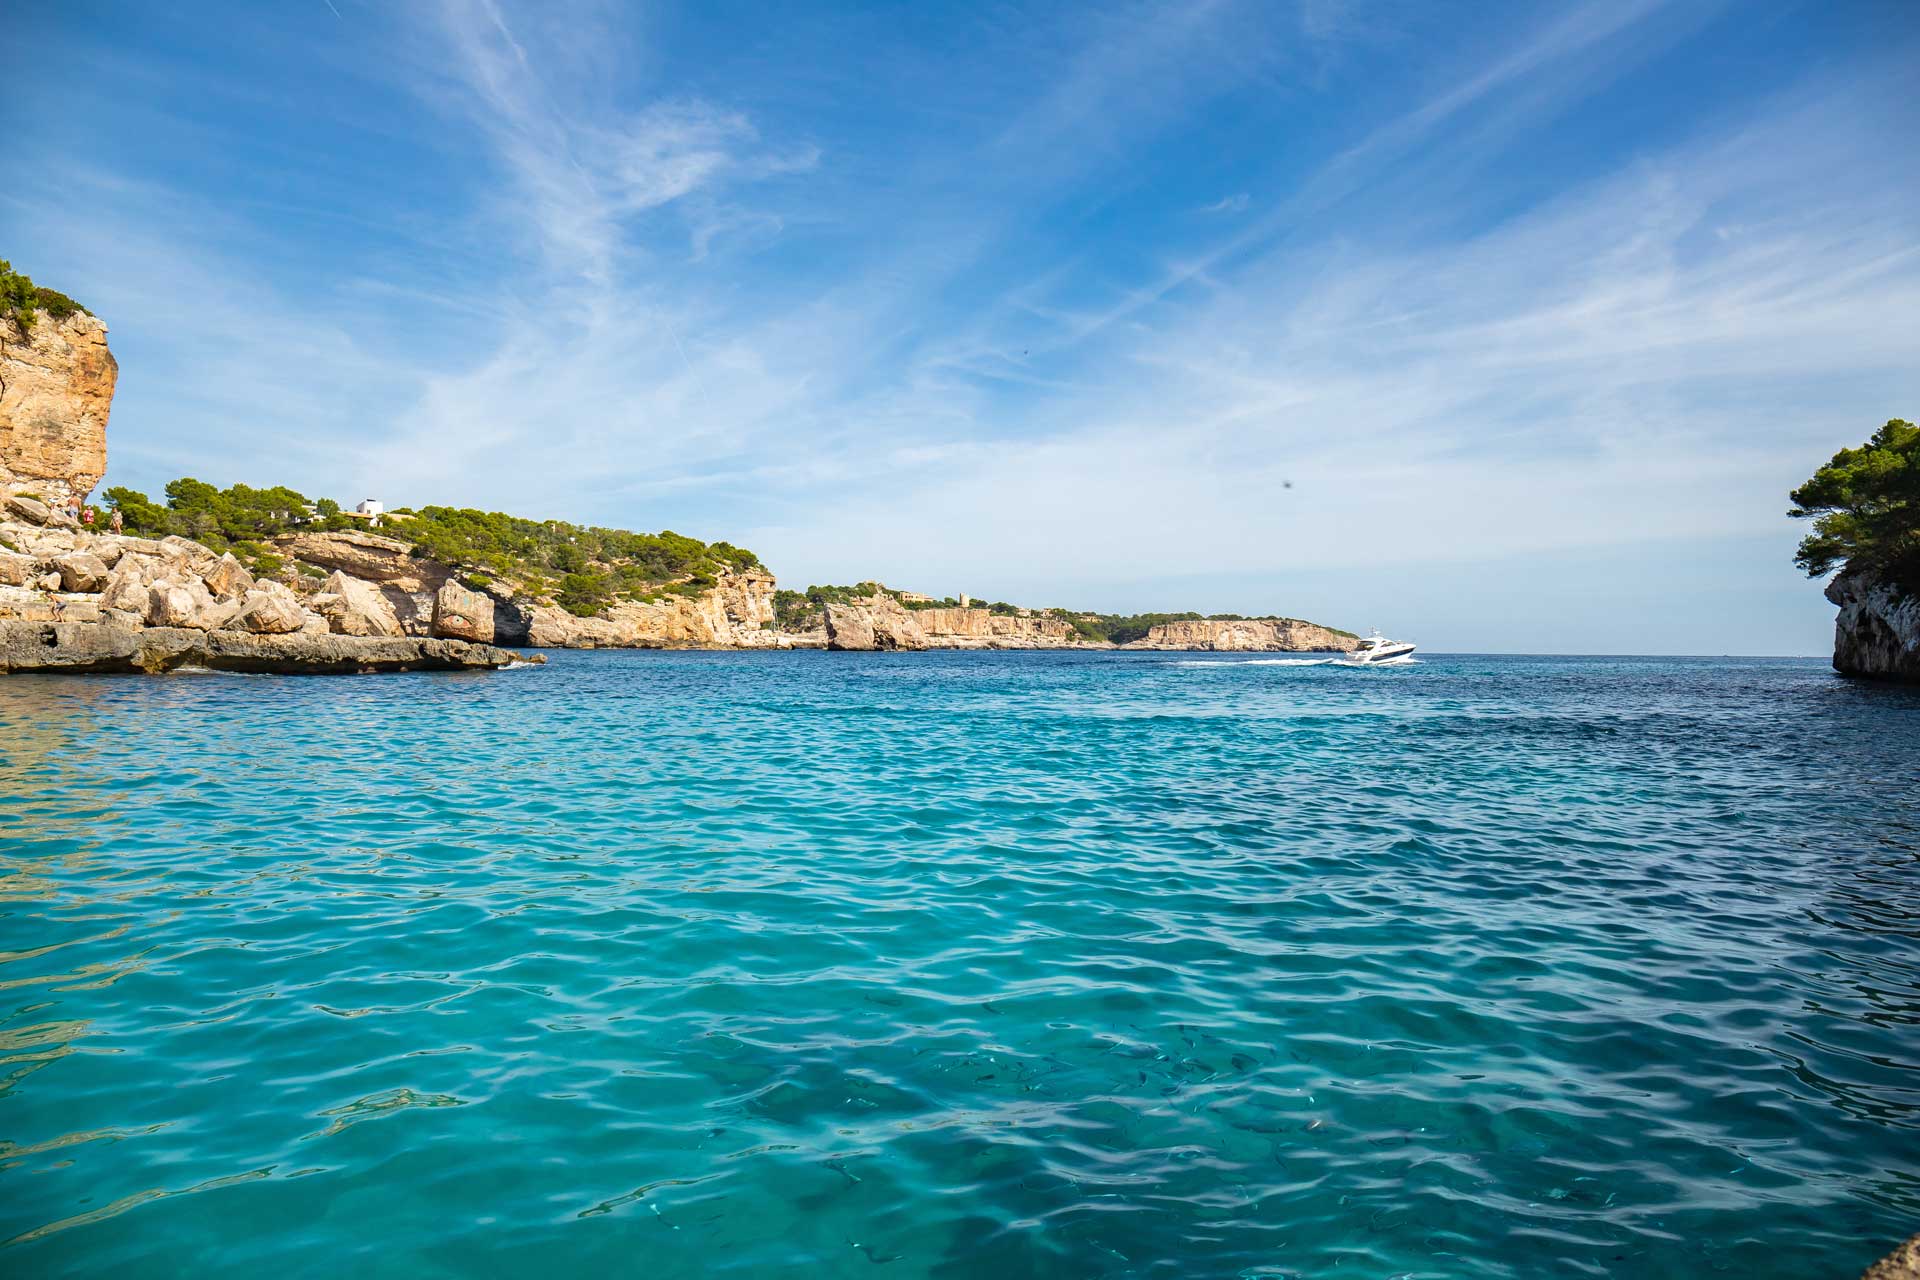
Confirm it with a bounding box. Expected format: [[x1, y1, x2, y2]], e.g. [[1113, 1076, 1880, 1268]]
[[0, 620, 523, 675], [0, 310, 116, 508], [824, 593, 928, 651], [1863, 1234, 1920, 1280], [1126, 618, 1353, 652], [1827, 570, 1920, 682], [913, 606, 1079, 648], [0, 513, 529, 674]]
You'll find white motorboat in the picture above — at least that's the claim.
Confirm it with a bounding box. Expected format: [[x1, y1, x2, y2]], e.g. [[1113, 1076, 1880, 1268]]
[[1349, 630, 1416, 664]]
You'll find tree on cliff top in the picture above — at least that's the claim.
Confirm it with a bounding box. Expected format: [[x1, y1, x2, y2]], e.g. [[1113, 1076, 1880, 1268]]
[[0, 259, 87, 338], [1790, 418, 1919, 591]]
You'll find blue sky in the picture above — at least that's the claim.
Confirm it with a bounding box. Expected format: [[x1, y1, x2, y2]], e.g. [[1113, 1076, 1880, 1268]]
[[8, 1, 1918, 653]]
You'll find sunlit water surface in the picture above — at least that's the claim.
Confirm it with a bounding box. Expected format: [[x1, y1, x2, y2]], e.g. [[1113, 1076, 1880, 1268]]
[[2, 651, 1917, 1278]]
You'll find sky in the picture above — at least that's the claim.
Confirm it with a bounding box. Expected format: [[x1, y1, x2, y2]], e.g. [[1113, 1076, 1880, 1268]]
[[7, 0, 1918, 654]]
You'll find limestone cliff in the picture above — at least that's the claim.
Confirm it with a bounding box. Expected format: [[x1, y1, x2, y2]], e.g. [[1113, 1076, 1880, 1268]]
[[1126, 618, 1353, 652], [824, 593, 928, 650], [1826, 570, 1920, 682], [523, 567, 786, 649], [913, 607, 1078, 648], [0, 310, 116, 508]]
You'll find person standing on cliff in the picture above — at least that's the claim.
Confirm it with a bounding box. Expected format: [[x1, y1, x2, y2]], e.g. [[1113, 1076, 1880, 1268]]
[[109, 507, 123, 534], [81, 505, 95, 527], [65, 496, 82, 522]]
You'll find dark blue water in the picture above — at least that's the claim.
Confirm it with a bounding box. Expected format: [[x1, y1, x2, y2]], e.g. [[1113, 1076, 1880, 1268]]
[[2, 651, 1916, 1277]]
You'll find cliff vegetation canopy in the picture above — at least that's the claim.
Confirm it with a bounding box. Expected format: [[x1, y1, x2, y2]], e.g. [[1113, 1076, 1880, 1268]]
[[1790, 418, 1919, 592], [103, 478, 759, 613], [0, 258, 88, 338]]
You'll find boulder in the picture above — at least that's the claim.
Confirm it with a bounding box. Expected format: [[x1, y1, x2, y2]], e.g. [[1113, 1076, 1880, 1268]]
[[54, 551, 110, 593], [4, 494, 53, 525], [233, 581, 309, 635], [36, 572, 61, 592], [98, 560, 153, 616], [431, 580, 496, 642], [145, 576, 234, 631], [315, 571, 404, 637], [202, 552, 254, 600], [0, 553, 32, 586]]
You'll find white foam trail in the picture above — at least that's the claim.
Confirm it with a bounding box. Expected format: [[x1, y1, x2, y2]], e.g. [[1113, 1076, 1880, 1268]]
[[1174, 656, 1421, 669]]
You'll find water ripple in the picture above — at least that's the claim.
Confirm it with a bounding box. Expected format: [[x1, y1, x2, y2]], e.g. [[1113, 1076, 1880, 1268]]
[[0, 652, 1916, 1277]]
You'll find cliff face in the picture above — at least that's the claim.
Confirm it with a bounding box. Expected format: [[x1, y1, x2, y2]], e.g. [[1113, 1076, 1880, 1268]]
[[825, 593, 928, 650], [1827, 570, 1920, 682], [524, 568, 784, 649], [1128, 618, 1352, 652], [822, 596, 1091, 650], [914, 607, 1076, 646], [0, 311, 116, 508]]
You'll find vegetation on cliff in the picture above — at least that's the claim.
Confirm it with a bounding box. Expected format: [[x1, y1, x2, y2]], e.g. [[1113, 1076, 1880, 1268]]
[[1791, 419, 1918, 593], [103, 478, 759, 614], [0, 258, 89, 338]]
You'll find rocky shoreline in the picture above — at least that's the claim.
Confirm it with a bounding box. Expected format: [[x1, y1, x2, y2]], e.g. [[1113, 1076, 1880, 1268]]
[[1827, 569, 1920, 682]]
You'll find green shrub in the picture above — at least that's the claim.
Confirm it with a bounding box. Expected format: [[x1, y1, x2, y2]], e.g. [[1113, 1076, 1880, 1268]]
[[1, 259, 88, 338]]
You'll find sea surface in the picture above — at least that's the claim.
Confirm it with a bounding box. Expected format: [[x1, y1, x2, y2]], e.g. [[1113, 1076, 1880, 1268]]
[[2, 651, 1917, 1278]]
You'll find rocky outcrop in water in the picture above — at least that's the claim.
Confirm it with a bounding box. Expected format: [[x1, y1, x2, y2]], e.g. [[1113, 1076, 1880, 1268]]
[[1863, 1234, 1920, 1280], [0, 310, 116, 509], [1827, 570, 1920, 682], [0, 516, 528, 674], [0, 620, 524, 674], [1126, 618, 1353, 652]]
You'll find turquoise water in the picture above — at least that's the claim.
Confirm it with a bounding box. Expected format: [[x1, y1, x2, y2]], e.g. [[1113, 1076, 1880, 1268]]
[[2, 651, 1917, 1278]]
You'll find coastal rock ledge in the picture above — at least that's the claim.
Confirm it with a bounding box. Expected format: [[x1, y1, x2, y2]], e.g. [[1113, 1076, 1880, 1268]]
[[1826, 570, 1920, 682], [0, 620, 528, 675]]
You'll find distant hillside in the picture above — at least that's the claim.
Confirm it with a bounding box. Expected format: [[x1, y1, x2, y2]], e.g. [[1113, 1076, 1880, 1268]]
[[773, 582, 1355, 644]]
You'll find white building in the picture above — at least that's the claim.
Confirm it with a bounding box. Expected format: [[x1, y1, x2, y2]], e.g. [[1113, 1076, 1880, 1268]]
[[355, 498, 384, 516]]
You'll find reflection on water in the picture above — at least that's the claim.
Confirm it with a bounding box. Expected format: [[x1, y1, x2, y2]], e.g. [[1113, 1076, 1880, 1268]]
[[0, 653, 1917, 1278]]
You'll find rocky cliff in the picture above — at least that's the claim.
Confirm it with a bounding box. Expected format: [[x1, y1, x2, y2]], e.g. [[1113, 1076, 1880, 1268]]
[[1827, 570, 1920, 682], [1126, 618, 1353, 652], [822, 594, 1092, 650], [271, 529, 793, 650], [0, 310, 116, 508], [0, 499, 524, 673], [914, 606, 1078, 647]]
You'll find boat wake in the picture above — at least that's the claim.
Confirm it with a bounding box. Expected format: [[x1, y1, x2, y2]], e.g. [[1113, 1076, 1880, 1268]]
[[1175, 656, 1420, 668]]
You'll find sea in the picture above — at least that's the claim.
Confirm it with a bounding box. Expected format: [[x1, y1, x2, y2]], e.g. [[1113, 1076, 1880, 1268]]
[[2, 650, 1916, 1278]]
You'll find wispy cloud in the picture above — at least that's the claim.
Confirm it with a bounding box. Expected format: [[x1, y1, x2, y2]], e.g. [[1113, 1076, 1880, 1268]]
[[1200, 193, 1249, 215]]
